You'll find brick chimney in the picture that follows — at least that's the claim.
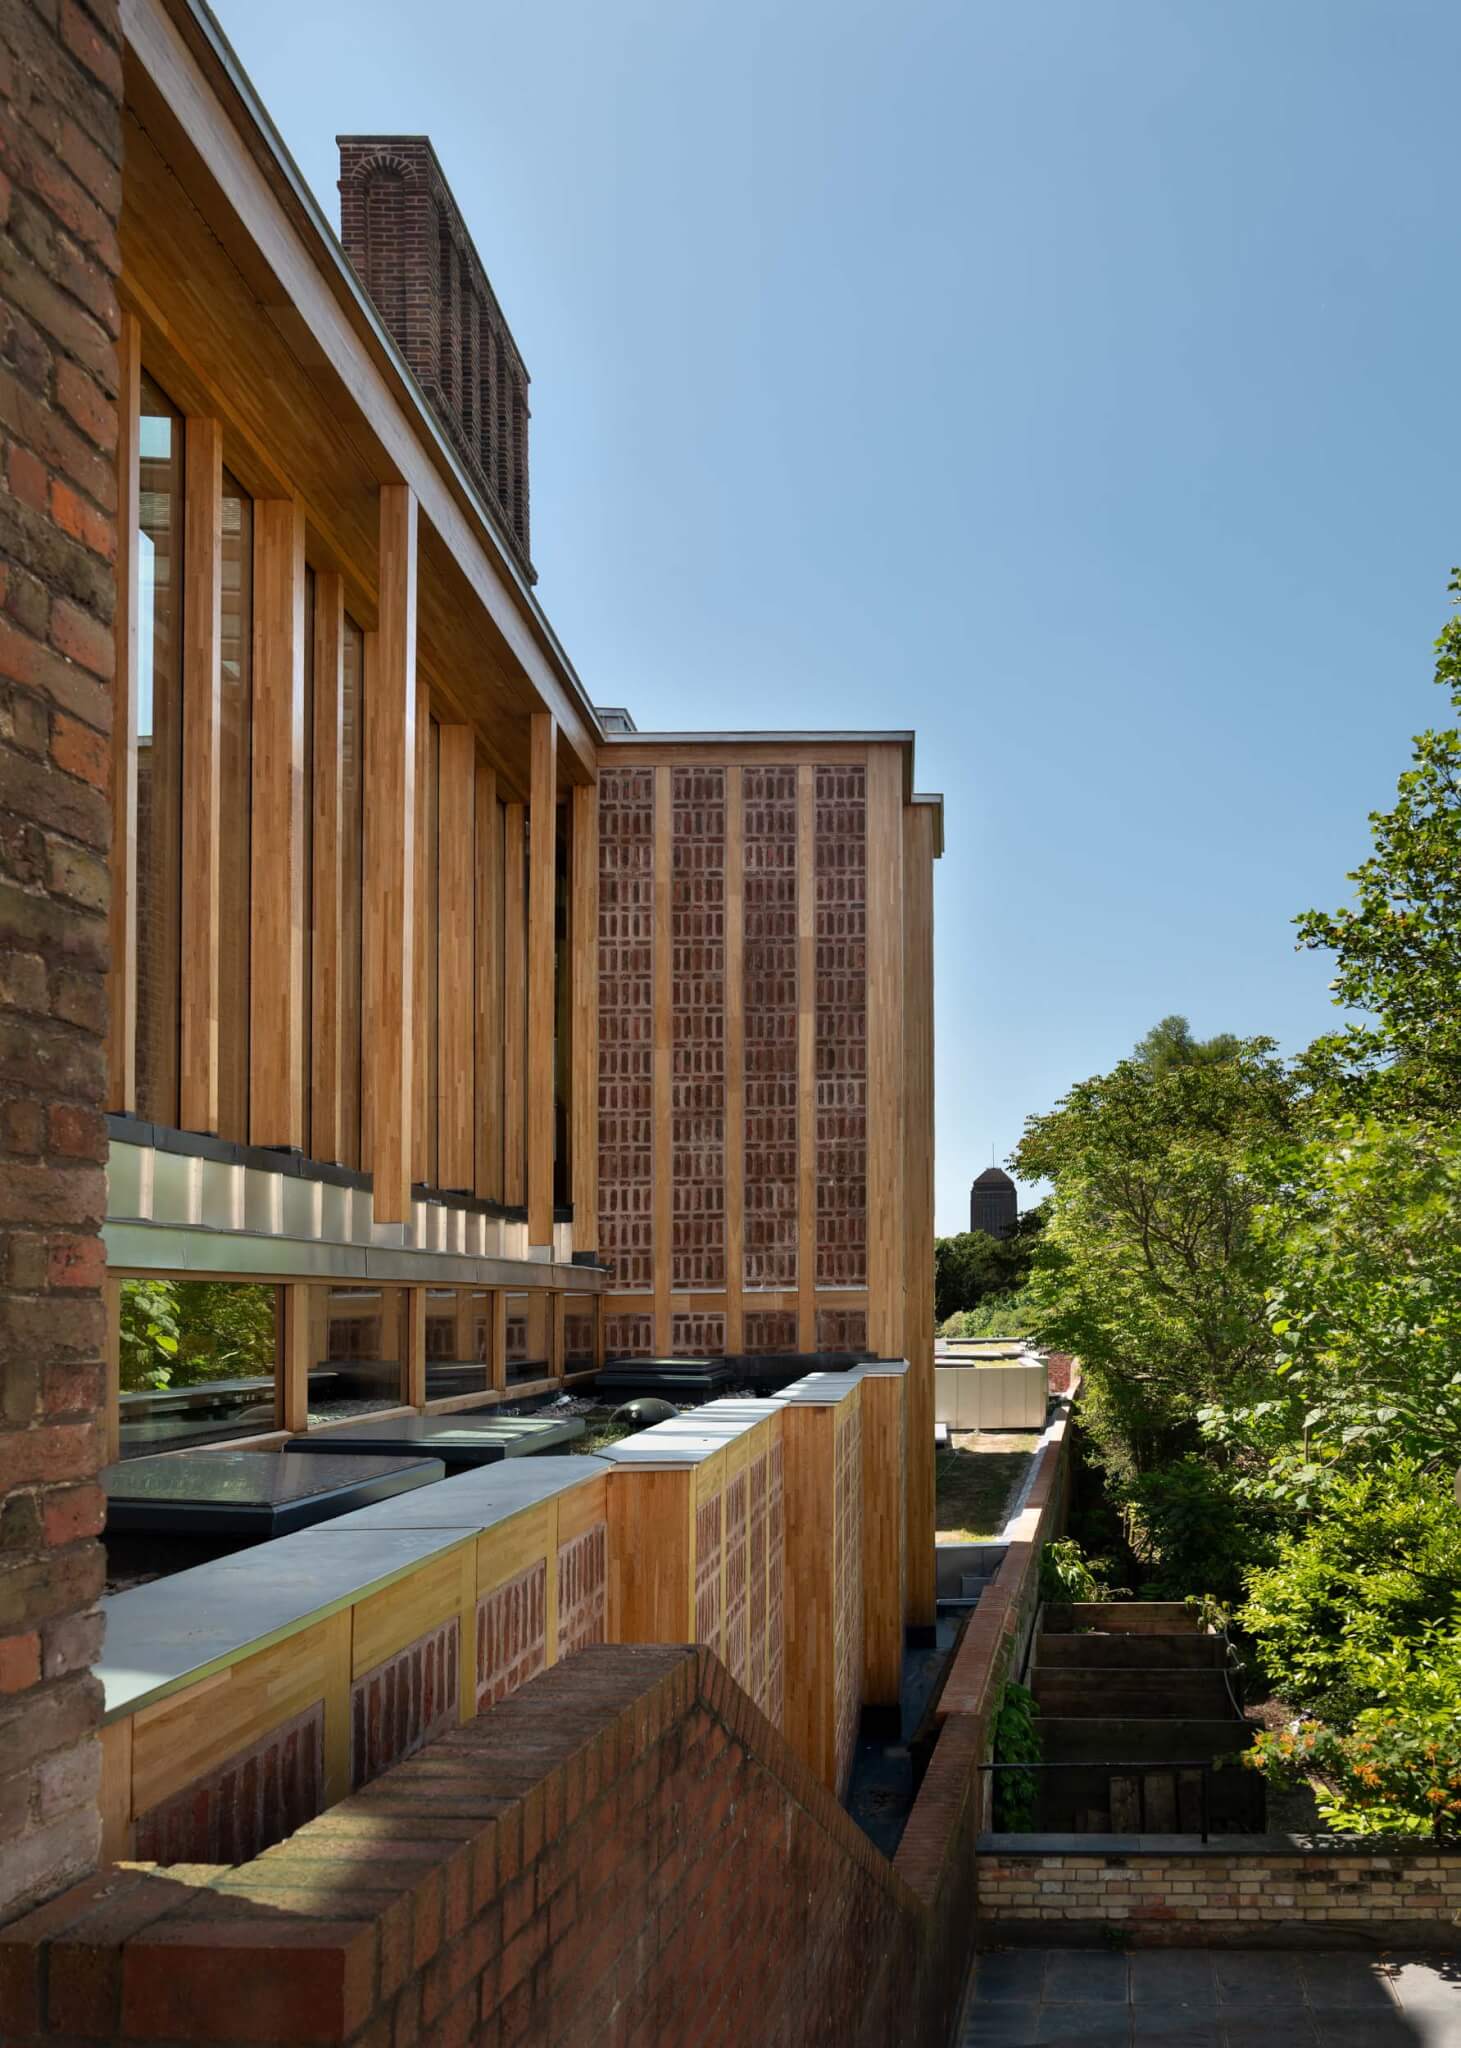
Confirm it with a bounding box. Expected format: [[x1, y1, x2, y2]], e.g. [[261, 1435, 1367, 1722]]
[[338, 136, 533, 583]]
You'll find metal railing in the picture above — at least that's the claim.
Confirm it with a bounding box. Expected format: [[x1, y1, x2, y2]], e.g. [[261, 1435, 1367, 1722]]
[[980, 1757, 1257, 1844]]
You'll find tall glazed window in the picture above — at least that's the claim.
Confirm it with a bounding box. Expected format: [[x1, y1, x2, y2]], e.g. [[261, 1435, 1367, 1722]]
[[217, 470, 252, 1141], [135, 377, 184, 1125]]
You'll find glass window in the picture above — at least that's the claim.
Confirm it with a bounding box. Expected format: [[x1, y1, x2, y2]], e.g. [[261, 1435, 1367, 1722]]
[[423, 1286, 490, 1401], [217, 470, 252, 1142], [338, 617, 364, 1168], [135, 377, 184, 1127], [504, 1291, 552, 1385], [307, 1284, 405, 1424], [117, 1277, 278, 1458], [563, 1296, 596, 1371]]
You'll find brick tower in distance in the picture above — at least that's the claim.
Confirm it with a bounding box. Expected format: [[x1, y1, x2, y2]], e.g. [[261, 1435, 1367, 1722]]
[[338, 135, 534, 583]]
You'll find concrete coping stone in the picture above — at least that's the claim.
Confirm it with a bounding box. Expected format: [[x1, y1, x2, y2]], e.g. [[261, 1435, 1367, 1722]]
[[596, 1406, 774, 1467], [98, 1523, 478, 1722], [293, 1455, 601, 1534], [976, 1832, 1459, 1859], [768, 1374, 863, 1406]]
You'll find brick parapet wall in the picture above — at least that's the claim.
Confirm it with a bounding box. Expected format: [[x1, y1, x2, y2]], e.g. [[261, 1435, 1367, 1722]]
[[0, 0, 122, 1926], [976, 1843, 1461, 1950], [0, 1643, 1001, 2047]]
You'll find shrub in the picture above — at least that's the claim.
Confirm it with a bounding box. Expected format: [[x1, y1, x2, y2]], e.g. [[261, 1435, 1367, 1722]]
[[1245, 1630, 1461, 1839], [1239, 1461, 1461, 1720], [992, 1681, 1041, 1829], [1123, 1455, 1277, 1604]]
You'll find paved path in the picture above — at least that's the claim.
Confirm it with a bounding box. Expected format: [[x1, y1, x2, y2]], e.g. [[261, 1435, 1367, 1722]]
[[960, 1947, 1461, 2045]]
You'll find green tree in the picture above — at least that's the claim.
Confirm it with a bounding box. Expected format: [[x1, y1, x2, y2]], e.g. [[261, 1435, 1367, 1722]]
[[1133, 1014, 1243, 1074], [1013, 1034, 1294, 1478], [1295, 571, 1461, 1123], [933, 1204, 1046, 1324], [1200, 1118, 1461, 1504]]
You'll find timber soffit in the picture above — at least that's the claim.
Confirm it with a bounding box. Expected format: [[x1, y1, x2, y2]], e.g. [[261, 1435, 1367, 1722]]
[[152, 0, 602, 752]]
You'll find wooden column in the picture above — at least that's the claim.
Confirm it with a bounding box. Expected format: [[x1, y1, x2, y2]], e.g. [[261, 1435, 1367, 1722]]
[[902, 802, 938, 1629], [488, 1288, 507, 1394], [310, 574, 345, 1160], [411, 677, 431, 1185], [474, 759, 501, 1200], [179, 415, 222, 1134], [865, 749, 906, 1362], [856, 1365, 908, 1706], [108, 312, 140, 1113], [724, 767, 744, 1353], [527, 712, 557, 1245], [437, 724, 475, 1191], [250, 496, 307, 1147], [778, 1384, 863, 1794], [502, 803, 526, 1207], [362, 485, 418, 1222], [552, 1293, 566, 1383], [278, 1283, 311, 1434], [796, 764, 817, 1352], [404, 1285, 427, 1408], [652, 764, 672, 1354], [569, 777, 598, 1253]]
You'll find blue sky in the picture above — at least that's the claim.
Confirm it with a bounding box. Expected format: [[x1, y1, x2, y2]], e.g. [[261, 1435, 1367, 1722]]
[[221, 0, 1461, 1234]]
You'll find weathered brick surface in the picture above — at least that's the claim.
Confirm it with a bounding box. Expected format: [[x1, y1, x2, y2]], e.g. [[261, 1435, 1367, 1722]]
[[338, 138, 533, 580], [976, 1846, 1461, 1949], [352, 1621, 460, 1790], [0, 0, 120, 1927], [136, 1705, 325, 1866], [0, 1645, 988, 2046], [476, 1561, 546, 1711]]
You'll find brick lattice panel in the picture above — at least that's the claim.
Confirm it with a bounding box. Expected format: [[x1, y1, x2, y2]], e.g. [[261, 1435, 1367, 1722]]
[[670, 1311, 726, 1358], [723, 1470, 749, 1692], [833, 1404, 864, 1789], [815, 1307, 869, 1353], [767, 1439, 786, 1729], [743, 1308, 798, 1355], [604, 1312, 653, 1359], [556, 1523, 608, 1660], [351, 1619, 460, 1791], [742, 766, 799, 1291], [748, 1452, 768, 1712], [694, 1493, 724, 1651], [814, 767, 868, 1286], [134, 1702, 325, 1866], [476, 1560, 547, 1711], [598, 768, 655, 1293], [671, 767, 726, 1288]]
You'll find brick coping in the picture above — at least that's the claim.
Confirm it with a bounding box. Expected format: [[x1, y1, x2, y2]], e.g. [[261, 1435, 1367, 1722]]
[[979, 1832, 1461, 1860]]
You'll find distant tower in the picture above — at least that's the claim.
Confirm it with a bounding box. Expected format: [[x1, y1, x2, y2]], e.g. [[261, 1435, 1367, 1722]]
[[970, 1166, 1018, 1239]]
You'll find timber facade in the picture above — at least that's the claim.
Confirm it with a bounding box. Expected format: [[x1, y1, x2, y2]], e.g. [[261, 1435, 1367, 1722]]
[[0, 0, 943, 1955]]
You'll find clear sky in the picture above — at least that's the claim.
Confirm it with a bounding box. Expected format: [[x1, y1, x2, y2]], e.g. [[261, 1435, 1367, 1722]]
[[219, 0, 1461, 1235]]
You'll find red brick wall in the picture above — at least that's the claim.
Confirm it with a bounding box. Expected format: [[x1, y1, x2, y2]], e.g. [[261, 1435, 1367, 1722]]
[[0, 1645, 985, 2047], [0, 0, 121, 1927], [597, 767, 655, 1302], [742, 765, 799, 1293], [814, 765, 867, 1287], [337, 137, 533, 581], [670, 766, 725, 1290]]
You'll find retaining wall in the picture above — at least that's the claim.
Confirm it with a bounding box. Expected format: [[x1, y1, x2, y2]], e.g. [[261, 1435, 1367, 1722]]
[[976, 1837, 1461, 1950]]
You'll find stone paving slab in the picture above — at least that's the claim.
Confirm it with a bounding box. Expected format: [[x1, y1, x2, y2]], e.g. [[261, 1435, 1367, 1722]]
[[961, 1949, 1461, 2047]]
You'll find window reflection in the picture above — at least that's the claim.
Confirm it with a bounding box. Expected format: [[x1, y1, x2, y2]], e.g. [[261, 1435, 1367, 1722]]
[[504, 1292, 551, 1385], [135, 377, 184, 1126], [117, 1277, 278, 1458], [422, 1286, 490, 1400], [307, 1285, 405, 1423]]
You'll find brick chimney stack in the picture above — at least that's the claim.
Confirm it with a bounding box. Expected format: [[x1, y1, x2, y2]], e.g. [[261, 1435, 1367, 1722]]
[[338, 136, 533, 582]]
